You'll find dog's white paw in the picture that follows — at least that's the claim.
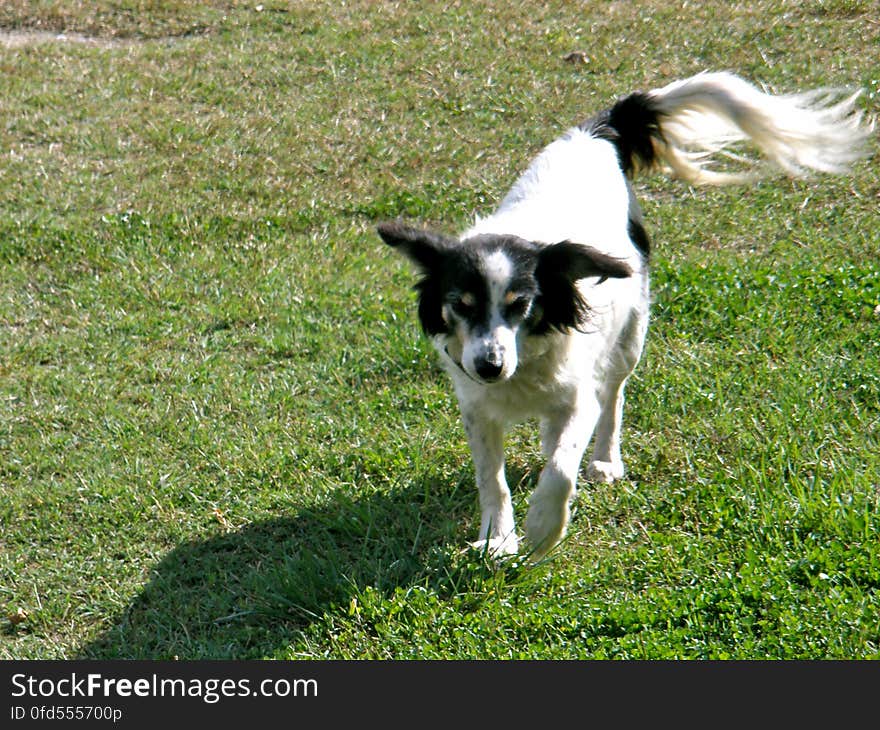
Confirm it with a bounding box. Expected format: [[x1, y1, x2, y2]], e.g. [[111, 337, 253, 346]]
[[525, 496, 570, 560], [586, 459, 624, 483], [468, 533, 519, 558]]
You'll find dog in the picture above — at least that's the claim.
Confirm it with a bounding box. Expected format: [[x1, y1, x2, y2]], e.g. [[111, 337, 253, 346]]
[[378, 71, 872, 560]]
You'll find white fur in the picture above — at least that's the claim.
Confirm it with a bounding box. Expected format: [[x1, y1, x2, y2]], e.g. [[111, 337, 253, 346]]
[[466, 132, 638, 261], [646, 71, 873, 183], [409, 72, 873, 560]]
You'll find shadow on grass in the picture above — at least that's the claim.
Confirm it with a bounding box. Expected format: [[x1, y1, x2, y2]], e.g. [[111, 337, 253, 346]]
[[76, 473, 508, 659]]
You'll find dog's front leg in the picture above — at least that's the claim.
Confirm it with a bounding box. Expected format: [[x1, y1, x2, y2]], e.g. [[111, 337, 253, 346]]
[[461, 409, 518, 556], [526, 398, 599, 559]]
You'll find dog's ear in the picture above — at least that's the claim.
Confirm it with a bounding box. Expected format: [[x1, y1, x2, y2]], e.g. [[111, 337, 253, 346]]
[[378, 221, 457, 336], [536, 241, 632, 282], [533, 241, 632, 332], [377, 221, 457, 272]]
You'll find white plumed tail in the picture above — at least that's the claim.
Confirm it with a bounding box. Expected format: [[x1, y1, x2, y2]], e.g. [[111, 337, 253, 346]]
[[646, 71, 874, 185]]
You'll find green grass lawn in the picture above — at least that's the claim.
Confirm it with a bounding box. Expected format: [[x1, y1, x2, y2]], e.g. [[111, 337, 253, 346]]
[[1, 0, 878, 659]]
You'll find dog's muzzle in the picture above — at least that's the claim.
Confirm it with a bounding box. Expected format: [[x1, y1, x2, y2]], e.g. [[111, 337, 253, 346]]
[[444, 345, 509, 384], [473, 350, 505, 382]]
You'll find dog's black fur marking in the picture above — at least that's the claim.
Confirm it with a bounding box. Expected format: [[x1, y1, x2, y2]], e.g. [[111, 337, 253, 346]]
[[582, 91, 665, 177], [532, 241, 632, 334], [627, 217, 651, 259], [378, 221, 458, 335]]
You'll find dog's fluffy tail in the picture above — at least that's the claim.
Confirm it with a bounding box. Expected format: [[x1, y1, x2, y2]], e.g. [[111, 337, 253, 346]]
[[590, 71, 874, 184]]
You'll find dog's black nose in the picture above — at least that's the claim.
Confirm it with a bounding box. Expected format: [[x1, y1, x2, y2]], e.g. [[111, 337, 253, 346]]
[[475, 359, 503, 381]]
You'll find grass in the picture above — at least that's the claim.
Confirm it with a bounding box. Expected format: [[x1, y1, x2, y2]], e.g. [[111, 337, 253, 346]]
[[0, 0, 878, 660]]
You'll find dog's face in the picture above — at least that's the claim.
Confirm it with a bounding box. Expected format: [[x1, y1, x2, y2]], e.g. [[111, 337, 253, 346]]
[[379, 221, 632, 384]]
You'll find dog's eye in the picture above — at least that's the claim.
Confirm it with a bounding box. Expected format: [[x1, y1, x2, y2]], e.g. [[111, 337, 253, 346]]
[[504, 295, 531, 318], [450, 293, 476, 317]]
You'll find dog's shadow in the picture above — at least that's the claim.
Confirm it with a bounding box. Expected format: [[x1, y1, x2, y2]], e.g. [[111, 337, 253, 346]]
[[77, 469, 521, 659]]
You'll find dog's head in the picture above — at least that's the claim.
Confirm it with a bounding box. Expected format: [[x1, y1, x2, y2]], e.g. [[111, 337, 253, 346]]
[[379, 221, 632, 384]]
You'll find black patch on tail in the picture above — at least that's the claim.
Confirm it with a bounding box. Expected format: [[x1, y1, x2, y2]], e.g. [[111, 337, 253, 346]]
[[581, 91, 665, 176]]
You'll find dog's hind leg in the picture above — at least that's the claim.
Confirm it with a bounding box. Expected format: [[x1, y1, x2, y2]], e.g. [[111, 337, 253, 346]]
[[587, 310, 647, 483], [461, 409, 518, 556], [586, 379, 630, 483], [527, 396, 601, 559]]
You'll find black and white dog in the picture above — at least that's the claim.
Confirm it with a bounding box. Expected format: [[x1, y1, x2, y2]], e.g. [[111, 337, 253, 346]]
[[379, 71, 871, 559]]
